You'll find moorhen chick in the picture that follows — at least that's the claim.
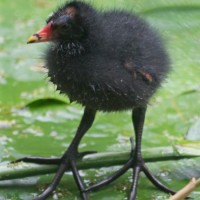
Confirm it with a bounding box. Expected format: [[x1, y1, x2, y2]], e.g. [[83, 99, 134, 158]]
[[19, 1, 175, 199]]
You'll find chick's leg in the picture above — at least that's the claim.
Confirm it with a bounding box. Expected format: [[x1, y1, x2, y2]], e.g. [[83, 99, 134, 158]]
[[33, 107, 96, 200]]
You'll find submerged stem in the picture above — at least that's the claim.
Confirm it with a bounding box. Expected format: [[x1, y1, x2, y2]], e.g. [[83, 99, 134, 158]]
[[0, 146, 199, 181]]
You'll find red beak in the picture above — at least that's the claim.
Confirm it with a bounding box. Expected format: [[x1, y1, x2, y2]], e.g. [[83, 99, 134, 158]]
[[27, 21, 53, 44]]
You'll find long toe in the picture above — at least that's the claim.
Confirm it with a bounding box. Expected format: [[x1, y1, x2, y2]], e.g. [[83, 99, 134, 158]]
[[13, 157, 61, 165], [129, 164, 142, 200], [85, 159, 132, 192], [80, 192, 89, 200], [142, 163, 176, 195], [128, 159, 175, 200]]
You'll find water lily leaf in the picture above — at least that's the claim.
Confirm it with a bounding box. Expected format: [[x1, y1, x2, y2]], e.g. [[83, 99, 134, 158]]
[[25, 98, 68, 109], [1, 0, 200, 199], [185, 119, 200, 140], [178, 87, 200, 96]]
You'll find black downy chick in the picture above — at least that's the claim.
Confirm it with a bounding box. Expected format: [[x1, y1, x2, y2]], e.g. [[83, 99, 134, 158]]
[[19, 1, 175, 200]]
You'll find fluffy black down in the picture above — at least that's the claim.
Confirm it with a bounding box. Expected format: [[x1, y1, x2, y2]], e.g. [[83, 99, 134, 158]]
[[45, 1, 170, 111]]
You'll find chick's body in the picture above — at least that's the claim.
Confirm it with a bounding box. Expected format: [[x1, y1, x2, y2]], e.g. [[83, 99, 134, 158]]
[[45, 3, 169, 112]]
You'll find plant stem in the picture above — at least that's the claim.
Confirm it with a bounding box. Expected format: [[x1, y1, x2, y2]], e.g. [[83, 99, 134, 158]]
[[169, 178, 200, 200], [0, 146, 199, 181]]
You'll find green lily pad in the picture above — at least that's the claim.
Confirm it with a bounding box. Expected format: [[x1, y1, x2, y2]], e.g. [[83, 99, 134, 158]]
[[0, 0, 200, 199]]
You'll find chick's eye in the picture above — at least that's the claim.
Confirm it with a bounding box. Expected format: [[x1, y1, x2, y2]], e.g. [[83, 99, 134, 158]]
[[52, 15, 71, 28]]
